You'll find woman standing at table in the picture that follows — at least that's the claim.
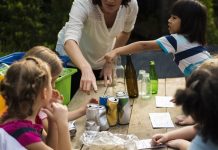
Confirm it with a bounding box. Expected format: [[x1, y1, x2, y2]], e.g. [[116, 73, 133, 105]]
[[56, 0, 138, 96]]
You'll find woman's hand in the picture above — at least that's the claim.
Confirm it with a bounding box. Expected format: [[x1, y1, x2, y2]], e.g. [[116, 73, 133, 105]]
[[80, 67, 98, 95]]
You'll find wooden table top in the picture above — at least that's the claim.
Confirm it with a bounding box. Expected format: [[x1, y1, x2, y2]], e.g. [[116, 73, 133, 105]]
[[68, 77, 186, 150]]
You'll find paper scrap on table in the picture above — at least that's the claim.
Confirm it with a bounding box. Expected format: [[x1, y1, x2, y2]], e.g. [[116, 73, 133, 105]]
[[149, 113, 174, 128], [155, 96, 175, 107], [135, 139, 166, 149]]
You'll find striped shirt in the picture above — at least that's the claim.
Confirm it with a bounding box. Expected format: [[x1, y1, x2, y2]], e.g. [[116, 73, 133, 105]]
[[0, 120, 43, 147], [156, 34, 211, 76]]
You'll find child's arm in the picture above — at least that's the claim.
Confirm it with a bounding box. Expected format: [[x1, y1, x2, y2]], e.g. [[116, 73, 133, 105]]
[[166, 139, 190, 150], [99, 40, 161, 63], [68, 98, 98, 121], [45, 119, 58, 149], [43, 102, 71, 150], [26, 141, 53, 150], [152, 125, 197, 145]]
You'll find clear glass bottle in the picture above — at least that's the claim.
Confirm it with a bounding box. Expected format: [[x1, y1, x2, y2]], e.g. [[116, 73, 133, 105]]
[[125, 55, 138, 98], [116, 56, 125, 84], [141, 73, 151, 99], [149, 60, 158, 94], [137, 70, 146, 96]]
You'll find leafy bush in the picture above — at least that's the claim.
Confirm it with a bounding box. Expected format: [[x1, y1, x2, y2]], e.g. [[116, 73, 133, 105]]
[[200, 0, 218, 45], [0, 0, 217, 55], [0, 0, 73, 53]]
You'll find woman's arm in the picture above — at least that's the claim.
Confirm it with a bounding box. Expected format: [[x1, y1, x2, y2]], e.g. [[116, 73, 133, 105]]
[[65, 40, 97, 94]]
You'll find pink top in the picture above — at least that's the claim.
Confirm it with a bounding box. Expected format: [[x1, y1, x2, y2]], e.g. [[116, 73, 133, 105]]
[[0, 120, 43, 147]]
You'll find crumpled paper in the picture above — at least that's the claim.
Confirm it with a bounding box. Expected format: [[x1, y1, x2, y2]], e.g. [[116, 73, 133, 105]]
[[80, 131, 138, 150]]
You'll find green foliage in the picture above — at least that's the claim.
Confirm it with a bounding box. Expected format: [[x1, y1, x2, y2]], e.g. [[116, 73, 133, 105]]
[[200, 0, 218, 45], [0, 0, 73, 52], [0, 0, 217, 54]]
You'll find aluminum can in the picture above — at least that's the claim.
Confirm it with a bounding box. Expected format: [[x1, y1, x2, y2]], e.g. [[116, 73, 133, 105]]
[[106, 97, 119, 126], [85, 103, 109, 131], [68, 120, 77, 137], [86, 103, 100, 131], [99, 95, 109, 108], [98, 105, 109, 131], [116, 91, 131, 125]]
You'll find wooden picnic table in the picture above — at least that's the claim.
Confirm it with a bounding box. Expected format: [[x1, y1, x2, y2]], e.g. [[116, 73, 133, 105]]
[[68, 77, 186, 150]]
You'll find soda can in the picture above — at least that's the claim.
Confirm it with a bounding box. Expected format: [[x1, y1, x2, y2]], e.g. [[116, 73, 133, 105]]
[[106, 97, 119, 126], [98, 105, 109, 131], [99, 95, 109, 108], [86, 103, 100, 131], [68, 120, 77, 137], [116, 91, 131, 125]]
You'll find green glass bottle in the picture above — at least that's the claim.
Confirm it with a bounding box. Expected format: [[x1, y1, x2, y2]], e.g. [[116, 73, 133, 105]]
[[149, 61, 158, 94], [125, 55, 138, 98]]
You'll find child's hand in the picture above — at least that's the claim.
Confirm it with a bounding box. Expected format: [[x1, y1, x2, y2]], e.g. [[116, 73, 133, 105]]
[[80, 98, 98, 115], [170, 98, 175, 103], [43, 102, 68, 124], [96, 51, 117, 64], [152, 133, 169, 145], [175, 115, 195, 126], [51, 89, 64, 103]]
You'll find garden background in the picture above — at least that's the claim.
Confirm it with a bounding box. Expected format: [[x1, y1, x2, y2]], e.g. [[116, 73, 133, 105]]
[[0, 0, 217, 77]]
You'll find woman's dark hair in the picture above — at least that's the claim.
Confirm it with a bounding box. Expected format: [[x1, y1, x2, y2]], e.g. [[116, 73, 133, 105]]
[[171, 0, 207, 45], [0, 57, 50, 122], [174, 67, 218, 144], [92, 0, 131, 7]]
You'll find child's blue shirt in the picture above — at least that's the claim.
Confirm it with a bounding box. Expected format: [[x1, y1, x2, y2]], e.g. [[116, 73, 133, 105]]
[[189, 134, 218, 150]]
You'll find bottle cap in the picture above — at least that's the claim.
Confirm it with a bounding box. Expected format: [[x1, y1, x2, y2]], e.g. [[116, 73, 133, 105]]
[[150, 61, 155, 65], [139, 70, 146, 75]]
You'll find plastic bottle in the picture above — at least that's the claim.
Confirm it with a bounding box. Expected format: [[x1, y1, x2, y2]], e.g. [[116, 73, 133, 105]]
[[125, 55, 138, 98], [149, 60, 158, 94], [137, 70, 146, 96], [141, 73, 151, 99]]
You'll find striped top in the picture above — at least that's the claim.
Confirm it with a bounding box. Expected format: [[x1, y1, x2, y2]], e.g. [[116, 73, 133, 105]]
[[156, 34, 211, 76], [0, 120, 43, 147]]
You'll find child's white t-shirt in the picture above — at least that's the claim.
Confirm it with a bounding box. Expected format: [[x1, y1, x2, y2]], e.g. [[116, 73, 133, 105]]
[[156, 34, 211, 76]]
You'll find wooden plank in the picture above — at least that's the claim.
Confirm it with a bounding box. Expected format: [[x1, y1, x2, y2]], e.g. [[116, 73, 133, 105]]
[[128, 79, 167, 142], [68, 78, 185, 150], [105, 81, 131, 135], [81, 81, 130, 150], [166, 77, 185, 125], [68, 81, 107, 149], [165, 77, 185, 150]]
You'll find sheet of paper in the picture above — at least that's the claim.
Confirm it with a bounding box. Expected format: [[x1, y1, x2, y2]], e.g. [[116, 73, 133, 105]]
[[149, 113, 174, 128], [155, 96, 175, 107], [135, 139, 166, 149]]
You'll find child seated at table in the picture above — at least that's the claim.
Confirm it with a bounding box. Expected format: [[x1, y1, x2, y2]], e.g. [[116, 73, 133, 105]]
[[98, 0, 211, 126], [152, 58, 218, 150], [0, 57, 71, 149], [25, 46, 97, 132]]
